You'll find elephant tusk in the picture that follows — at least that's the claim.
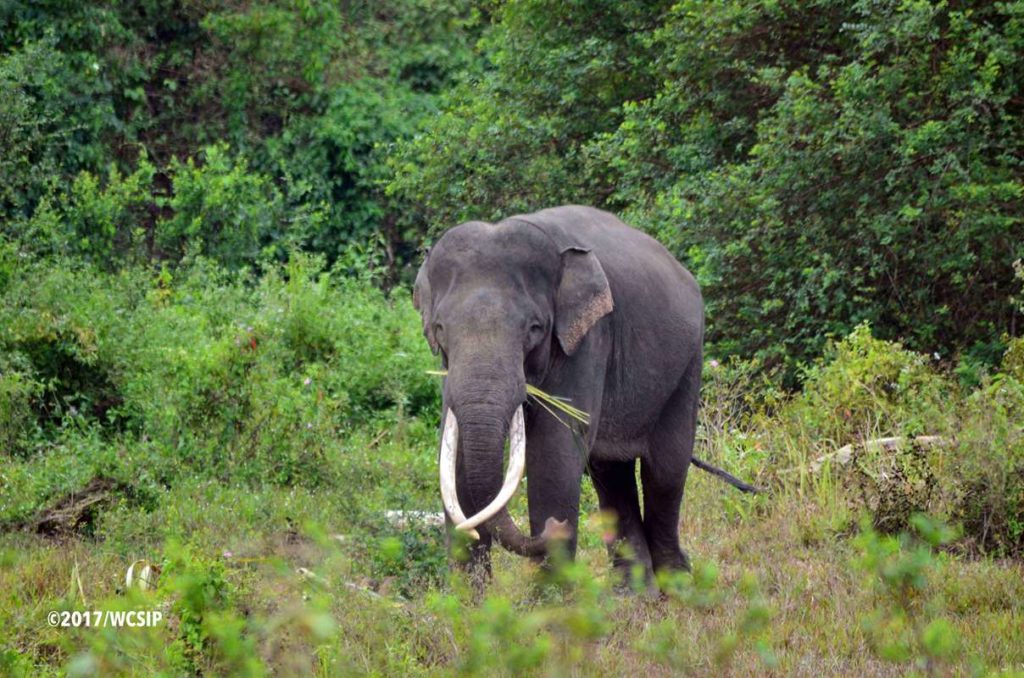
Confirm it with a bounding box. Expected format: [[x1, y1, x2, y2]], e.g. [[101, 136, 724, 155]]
[[455, 405, 527, 534], [438, 409, 479, 539]]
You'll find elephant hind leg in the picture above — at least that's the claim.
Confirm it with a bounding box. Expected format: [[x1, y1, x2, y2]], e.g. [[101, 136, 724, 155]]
[[589, 457, 653, 587], [641, 355, 701, 574]]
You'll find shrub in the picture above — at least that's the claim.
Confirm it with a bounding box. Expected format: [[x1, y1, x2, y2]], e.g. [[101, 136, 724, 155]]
[[698, 356, 782, 489], [840, 438, 946, 535], [785, 324, 950, 445], [0, 252, 438, 497], [256, 81, 423, 261], [2, 0, 482, 272], [158, 144, 297, 268], [19, 158, 156, 268], [0, 259, 142, 434], [0, 361, 41, 458], [1003, 337, 1024, 382], [367, 524, 447, 599], [0, 37, 113, 224], [387, 0, 671, 232], [115, 253, 437, 483], [757, 324, 1024, 553], [853, 515, 961, 668], [158, 540, 261, 675], [951, 371, 1024, 555]]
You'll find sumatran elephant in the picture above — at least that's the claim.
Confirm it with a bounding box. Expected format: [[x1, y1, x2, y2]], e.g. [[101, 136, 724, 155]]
[[413, 205, 756, 583]]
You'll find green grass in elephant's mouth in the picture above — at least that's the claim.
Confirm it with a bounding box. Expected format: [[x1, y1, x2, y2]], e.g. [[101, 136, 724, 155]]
[[426, 370, 590, 428]]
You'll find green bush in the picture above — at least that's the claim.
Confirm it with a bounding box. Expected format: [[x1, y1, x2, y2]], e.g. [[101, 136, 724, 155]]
[[2, 0, 481, 272], [256, 81, 424, 261], [125, 254, 437, 483], [157, 144, 290, 267], [791, 324, 950, 444], [951, 371, 1024, 555], [367, 524, 447, 599], [620, 1, 1024, 373], [18, 158, 157, 268], [0, 361, 41, 458], [0, 259, 139, 432], [158, 540, 261, 675], [697, 356, 782, 490], [0, 253, 438, 500], [1004, 264, 1024, 380], [853, 515, 961, 668], [388, 0, 670, 232], [0, 36, 114, 225], [1004, 337, 1024, 382], [752, 324, 1024, 553]]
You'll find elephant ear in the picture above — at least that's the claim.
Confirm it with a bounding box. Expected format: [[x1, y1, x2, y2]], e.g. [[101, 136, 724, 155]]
[[555, 247, 614, 355], [413, 254, 439, 354]]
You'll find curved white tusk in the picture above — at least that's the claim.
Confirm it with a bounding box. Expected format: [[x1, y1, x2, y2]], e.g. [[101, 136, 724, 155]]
[[455, 405, 526, 533], [438, 409, 480, 539]]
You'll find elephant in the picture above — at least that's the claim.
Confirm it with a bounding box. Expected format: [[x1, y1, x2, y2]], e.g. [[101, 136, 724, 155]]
[[413, 205, 756, 583]]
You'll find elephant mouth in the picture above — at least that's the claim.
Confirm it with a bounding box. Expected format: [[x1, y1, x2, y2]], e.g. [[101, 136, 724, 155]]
[[439, 405, 527, 540]]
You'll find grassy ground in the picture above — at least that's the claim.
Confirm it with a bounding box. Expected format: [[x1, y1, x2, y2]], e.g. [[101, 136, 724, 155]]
[[2, 438, 1023, 676]]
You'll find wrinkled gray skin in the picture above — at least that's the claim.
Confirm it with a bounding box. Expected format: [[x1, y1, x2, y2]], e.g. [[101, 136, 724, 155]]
[[414, 206, 703, 582]]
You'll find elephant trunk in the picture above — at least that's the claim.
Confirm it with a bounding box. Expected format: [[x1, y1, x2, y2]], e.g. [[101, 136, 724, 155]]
[[488, 507, 569, 557], [457, 400, 511, 507], [440, 368, 569, 556]]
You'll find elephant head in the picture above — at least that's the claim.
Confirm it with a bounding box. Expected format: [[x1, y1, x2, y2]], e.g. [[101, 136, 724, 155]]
[[414, 218, 613, 556]]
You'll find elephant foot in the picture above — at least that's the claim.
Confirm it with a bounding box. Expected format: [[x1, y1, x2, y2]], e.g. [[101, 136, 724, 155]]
[[610, 569, 658, 596], [450, 537, 493, 596], [605, 543, 655, 594], [651, 546, 691, 575]]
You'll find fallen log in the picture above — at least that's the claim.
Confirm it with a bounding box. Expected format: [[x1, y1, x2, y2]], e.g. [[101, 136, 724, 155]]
[[30, 477, 117, 536]]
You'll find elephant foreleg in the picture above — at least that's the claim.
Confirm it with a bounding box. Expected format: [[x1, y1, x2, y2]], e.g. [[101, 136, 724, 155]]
[[524, 408, 586, 563]]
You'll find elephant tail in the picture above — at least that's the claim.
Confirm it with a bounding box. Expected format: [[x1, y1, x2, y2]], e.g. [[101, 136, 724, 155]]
[[690, 457, 762, 494]]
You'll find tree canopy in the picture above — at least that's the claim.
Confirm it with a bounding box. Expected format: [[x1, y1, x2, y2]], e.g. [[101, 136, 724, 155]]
[[3, 0, 1022, 375]]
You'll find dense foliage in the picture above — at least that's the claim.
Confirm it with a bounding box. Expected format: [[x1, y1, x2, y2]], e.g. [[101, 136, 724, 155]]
[[4, 0, 1021, 371], [392, 0, 1024, 372], [1, 0, 480, 267]]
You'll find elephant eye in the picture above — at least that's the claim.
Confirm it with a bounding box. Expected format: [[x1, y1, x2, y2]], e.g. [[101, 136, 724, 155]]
[[526, 322, 546, 350]]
